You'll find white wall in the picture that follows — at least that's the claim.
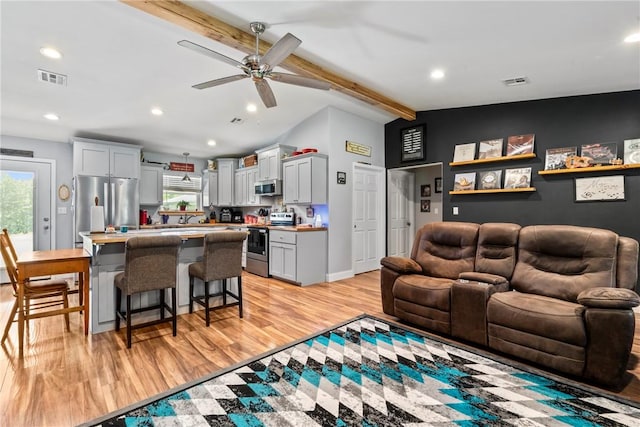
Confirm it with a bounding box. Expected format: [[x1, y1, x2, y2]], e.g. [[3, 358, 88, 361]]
[[276, 106, 385, 280], [0, 134, 74, 249]]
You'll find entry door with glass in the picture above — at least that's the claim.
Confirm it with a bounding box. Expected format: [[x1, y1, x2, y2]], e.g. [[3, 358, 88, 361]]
[[0, 157, 53, 265]]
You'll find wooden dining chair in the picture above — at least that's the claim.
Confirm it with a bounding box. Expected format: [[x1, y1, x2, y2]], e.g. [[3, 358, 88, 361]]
[[114, 235, 182, 348], [0, 233, 70, 345], [188, 231, 247, 326]]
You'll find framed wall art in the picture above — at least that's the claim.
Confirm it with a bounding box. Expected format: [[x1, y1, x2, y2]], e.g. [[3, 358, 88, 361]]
[[420, 199, 431, 212], [575, 175, 625, 202], [401, 125, 425, 161], [421, 184, 431, 197], [435, 177, 442, 193]]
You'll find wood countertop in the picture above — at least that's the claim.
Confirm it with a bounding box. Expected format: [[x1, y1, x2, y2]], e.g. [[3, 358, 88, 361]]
[[84, 224, 327, 245]]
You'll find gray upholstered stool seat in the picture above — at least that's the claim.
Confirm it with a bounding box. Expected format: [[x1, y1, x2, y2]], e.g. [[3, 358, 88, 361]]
[[189, 231, 247, 326], [114, 235, 181, 348]]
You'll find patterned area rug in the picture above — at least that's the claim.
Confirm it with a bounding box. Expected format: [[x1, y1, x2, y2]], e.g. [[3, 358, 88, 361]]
[[85, 315, 640, 426]]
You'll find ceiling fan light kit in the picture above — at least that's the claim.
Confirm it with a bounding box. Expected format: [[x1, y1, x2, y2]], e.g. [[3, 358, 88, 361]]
[[178, 21, 331, 108]]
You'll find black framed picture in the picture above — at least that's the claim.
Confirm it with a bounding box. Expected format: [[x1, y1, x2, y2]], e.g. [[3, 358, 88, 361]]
[[435, 177, 443, 193], [337, 171, 346, 184], [401, 125, 425, 161], [420, 199, 431, 212], [421, 184, 431, 197]]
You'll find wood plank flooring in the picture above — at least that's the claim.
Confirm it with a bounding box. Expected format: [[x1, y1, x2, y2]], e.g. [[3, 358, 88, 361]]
[[0, 270, 639, 426]]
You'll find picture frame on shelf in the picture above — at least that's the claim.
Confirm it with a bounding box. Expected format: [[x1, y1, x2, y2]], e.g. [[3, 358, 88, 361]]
[[544, 146, 577, 170], [420, 199, 431, 213], [580, 142, 617, 165], [504, 167, 532, 189], [624, 138, 640, 164], [506, 134, 535, 156], [478, 138, 504, 159], [453, 142, 476, 162], [575, 175, 625, 202], [435, 177, 442, 193], [453, 172, 476, 191], [420, 184, 431, 197], [478, 170, 502, 190]]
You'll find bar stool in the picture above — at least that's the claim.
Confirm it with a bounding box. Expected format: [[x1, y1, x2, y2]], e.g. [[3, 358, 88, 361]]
[[114, 235, 181, 348], [189, 231, 247, 326]]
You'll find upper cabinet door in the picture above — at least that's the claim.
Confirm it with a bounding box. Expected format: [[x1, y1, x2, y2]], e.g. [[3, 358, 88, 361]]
[[110, 146, 140, 178], [139, 165, 163, 205], [73, 141, 110, 176]]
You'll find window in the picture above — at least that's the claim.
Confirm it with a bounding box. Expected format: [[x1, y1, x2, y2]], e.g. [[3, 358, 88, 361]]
[[162, 173, 202, 210]]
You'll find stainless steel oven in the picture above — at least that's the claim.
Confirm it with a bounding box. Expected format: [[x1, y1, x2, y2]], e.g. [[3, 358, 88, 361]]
[[246, 226, 269, 277]]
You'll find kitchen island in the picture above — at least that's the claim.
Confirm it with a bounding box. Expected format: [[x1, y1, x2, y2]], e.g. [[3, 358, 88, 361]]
[[81, 223, 327, 333]]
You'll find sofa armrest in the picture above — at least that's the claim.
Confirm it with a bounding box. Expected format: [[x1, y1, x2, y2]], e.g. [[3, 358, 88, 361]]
[[577, 287, 640, 309], [458, 271, 508, 285], [380, 256, 422, 274]]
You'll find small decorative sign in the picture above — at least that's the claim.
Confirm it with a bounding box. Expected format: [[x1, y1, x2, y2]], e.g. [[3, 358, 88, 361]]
[[345, 140, 371, 157], [401, 125, 425, 161], [170, 162, 194, 172], [337, 171, 347, 184]]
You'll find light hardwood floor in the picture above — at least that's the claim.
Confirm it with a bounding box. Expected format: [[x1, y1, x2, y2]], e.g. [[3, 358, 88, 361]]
[[1, 270, 639, 426]]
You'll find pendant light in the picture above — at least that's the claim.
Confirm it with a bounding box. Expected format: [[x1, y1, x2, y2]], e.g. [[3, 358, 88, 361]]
[[181, 152, 191, 182]]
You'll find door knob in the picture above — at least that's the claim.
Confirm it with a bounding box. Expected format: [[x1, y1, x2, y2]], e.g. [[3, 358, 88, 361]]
[[43, 217, 49, 222], [407, 222, 411, 226], [44, 225, 49, 230]]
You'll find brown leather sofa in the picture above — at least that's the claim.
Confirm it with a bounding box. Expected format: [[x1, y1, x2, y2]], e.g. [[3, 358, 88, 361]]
[[380, 222, 640, 387]]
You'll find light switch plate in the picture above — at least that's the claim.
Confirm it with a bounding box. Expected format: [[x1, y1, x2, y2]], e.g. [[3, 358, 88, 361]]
[[453, 206, 459, 215]]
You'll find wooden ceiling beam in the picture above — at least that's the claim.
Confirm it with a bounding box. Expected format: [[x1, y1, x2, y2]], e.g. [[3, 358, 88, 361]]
[[121, 0, 416, 120]]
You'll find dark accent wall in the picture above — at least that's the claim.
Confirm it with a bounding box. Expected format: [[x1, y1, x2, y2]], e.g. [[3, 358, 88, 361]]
[[385, 90, 640, 244]]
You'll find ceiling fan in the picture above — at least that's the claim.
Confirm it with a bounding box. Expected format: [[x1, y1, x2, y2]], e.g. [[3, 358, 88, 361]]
[[178, 22, 331, 108]]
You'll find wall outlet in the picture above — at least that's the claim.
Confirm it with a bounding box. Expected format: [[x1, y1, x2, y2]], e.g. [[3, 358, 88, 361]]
[[434, 207, 439, 214], [453, 206, 459, 215]]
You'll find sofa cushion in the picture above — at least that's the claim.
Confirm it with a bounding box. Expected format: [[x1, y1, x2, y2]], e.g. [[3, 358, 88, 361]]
[[393, 274, 454, 312], [475, 222, 521, 279], [411, 222, 479, 279], [487, 291, 586, 346], [511, 225, 619, 302]]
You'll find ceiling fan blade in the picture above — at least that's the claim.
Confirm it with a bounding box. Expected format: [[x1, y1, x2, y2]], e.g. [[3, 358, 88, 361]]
[[260, 33, 301, 69], [193, 74, 248, 90], [178, 40, 247, 71], [269, 72, 331, 90], [254, 79, 277, 108]]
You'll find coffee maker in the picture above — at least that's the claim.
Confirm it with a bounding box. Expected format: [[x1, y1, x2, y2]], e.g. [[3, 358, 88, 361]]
[[219, 208, 232, 223]]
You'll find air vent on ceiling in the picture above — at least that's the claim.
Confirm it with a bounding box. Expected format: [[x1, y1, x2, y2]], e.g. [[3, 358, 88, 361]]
[[37, 69, 67, 86], [230, 117, 244, 124], [502, 76, 529, 86]]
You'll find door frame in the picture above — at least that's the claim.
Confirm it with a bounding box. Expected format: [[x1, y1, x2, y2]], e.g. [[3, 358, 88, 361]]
[[0, 155, 57, 250], [351, 162, 386, 274]]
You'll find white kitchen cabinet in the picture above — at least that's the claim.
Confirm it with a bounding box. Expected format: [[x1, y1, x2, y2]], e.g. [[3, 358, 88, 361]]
[[234, 168, 248, 206], [282, 153, 327, 205], [202, 171, 218, 207], [216, 158, 236, 206], [256, 144, 295, 181], [245, 166, 263, 205], [139, 164, 163, 205], [234, 166, 263, 206], [73, 137, 140, 178], [269, 230, 327, 286]]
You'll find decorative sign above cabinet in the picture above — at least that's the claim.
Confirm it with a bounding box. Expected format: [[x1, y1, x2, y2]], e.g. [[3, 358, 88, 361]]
[[345, 140, 371, 157]]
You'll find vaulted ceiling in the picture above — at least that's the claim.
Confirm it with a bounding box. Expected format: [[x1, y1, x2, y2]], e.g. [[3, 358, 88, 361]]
[[1, 1, 638, 159]]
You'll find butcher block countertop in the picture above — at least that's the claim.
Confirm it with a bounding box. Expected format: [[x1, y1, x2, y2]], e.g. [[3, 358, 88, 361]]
[[83, 223, 327, 245]]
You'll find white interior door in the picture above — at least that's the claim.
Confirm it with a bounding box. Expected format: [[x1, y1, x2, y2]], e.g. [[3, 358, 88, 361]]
[[387, 170, 414, 258], [352, 164, 385, 274], [0, 156, 54, 255]]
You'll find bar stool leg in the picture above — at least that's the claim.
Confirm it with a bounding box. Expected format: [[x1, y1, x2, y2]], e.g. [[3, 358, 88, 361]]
[[171, 288, 177, 337], [204, 280, 211, 327], [238, 276, 243, 318], [222, 279, 227, 306], [126, 295, 132, 349], [160, 289, 165, 320], [189, 275, 194, 313], [115, 287, 121, 331]]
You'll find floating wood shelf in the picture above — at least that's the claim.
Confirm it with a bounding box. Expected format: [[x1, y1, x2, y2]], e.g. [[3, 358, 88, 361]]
[[449, 187, 536, 195], [158, 210, 205, 216], [449, 153, 536, 167], [538, 163, 640, 175]]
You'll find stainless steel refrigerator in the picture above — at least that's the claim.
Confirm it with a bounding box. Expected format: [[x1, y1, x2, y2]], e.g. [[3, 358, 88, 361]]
[[73, 175, 139, 244]]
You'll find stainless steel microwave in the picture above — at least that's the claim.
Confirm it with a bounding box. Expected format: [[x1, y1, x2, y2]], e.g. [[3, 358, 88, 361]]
[[254, 179, 282, 196]]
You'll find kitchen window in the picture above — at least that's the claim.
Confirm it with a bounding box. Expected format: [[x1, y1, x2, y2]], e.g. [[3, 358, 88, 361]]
[[162, 173, 202, 210]]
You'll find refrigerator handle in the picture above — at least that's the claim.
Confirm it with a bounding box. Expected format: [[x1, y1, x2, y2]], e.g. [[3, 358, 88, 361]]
[[104, 182, 109, 225], [111, 182, 116, 224]]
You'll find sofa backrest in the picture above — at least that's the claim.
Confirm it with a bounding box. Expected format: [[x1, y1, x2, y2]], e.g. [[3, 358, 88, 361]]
[[475, 223, 521, 280], [512, 225, 619, 302], [617, 237, 639, 291], [411, 222, 479, 279]]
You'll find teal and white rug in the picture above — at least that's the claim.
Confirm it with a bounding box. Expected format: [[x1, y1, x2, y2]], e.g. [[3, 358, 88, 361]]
[[85, 315, 640, 426]]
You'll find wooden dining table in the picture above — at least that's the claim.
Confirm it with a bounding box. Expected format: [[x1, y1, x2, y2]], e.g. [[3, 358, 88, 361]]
[[16, 248, 91, 358]]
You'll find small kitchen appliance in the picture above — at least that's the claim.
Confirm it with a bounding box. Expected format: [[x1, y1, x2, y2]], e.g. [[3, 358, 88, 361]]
[[232, 210, 243, 223], [269, 212, 296, 226], [219, 208, 232, 223]]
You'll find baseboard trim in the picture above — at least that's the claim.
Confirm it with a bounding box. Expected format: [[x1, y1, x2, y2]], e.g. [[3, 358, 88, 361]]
[[326, 270, 354, 282]]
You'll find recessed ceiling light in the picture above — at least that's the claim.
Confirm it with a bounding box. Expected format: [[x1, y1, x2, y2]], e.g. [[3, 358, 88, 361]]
[[624, 32, 640, 43], [430, 69, 445, 79], [43, 113, 59, 121], [39, 47, 62, 59], [207, 139, 217, 146], [246, 103, 257, 113], [151, 107, 163, 116]]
